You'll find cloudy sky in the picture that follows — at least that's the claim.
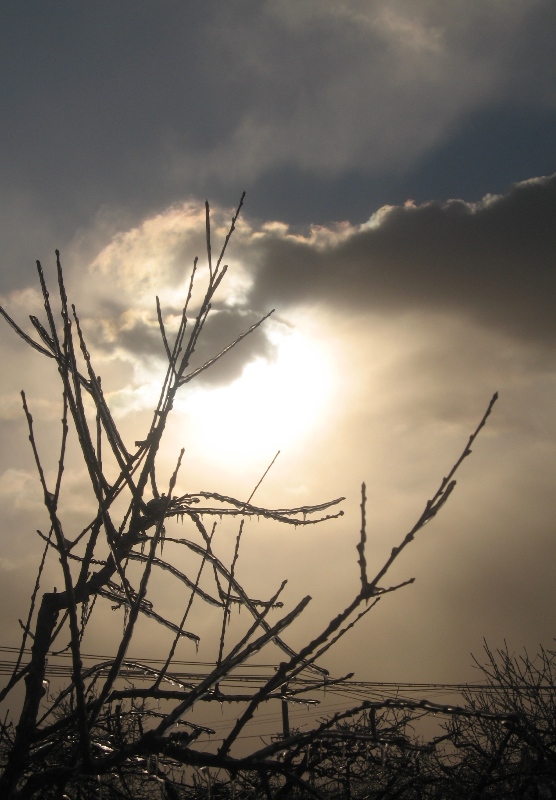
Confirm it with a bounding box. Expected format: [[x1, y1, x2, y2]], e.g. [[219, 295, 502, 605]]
[[1, 0, 556, 703]]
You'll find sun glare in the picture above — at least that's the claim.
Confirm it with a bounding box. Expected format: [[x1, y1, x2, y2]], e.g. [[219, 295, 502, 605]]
[[182, 323, 334, 467]]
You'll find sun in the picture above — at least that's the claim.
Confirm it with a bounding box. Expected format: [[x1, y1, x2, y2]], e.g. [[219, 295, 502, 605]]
[[181, 320, 335, 468]]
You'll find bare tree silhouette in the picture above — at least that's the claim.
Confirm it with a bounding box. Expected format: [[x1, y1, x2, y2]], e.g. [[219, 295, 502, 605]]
[[0, 195, 499, 799]]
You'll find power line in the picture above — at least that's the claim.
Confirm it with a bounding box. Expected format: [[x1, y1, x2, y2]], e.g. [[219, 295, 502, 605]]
[[3, 646, 554, 696]]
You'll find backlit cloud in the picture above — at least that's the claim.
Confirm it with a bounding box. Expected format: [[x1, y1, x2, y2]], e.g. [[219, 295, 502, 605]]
[[246, 173, 556, 347]]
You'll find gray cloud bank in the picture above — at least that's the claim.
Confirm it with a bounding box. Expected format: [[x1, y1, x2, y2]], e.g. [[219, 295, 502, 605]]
[[1, 0, 555, 287], [33, 172, 553, 391], [247, 174, 556, 347]]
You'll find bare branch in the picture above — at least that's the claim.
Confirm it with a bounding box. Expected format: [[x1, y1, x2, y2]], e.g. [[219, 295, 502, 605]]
[[0, 306, 54, 358], [179, 310, 275, 385]]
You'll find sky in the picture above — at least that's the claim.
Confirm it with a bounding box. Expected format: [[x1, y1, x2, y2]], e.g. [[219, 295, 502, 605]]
[[1, 0, 556, 706]]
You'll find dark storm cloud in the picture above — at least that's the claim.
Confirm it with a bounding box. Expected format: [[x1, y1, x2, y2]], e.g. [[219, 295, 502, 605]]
[[1, 0, 556, 289], [247, 174, 556, 346]]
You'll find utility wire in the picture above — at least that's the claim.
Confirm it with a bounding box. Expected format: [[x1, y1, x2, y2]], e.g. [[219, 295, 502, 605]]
[[3, 645, 552, 695]]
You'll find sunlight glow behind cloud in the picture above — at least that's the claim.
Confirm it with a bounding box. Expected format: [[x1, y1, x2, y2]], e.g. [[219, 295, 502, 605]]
[[179, 321, 335, 467]]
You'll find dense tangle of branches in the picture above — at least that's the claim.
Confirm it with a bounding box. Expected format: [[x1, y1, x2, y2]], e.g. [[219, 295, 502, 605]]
[[2, 196, 548, 799]]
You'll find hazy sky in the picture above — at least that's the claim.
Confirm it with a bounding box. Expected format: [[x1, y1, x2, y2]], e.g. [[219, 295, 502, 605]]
[[1, 0, 556, 699]]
